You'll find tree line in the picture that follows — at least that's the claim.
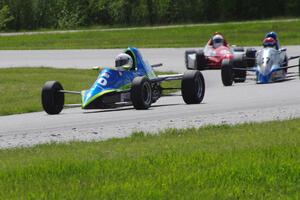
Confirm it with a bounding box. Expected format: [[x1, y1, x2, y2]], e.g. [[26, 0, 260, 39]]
[[0, 0, 299, 31]]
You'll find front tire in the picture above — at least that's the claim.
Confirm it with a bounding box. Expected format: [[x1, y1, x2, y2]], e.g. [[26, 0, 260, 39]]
[[221, 59, 233, 86], [41, 81, 64, 115], [131, 77, 152, 110], [181, 70, 205, 104]]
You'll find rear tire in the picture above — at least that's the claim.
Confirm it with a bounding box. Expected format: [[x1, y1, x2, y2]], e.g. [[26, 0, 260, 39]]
[[41, 81, 64, 115], [195, 50, 207, 70], [245, 48, 256, 68], [298, 58, 300, 79], [221, 59, 233, 86], [233, 54, 246, 83], [181, 70, 205, 104], [131, 77, 152, 110]]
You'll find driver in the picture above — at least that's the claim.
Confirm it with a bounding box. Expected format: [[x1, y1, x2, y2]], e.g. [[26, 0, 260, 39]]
[[115, 53, 133, 71], [265, 32, 280, 50], [263, 37, 277, 49], [212, 34, 225, 49]]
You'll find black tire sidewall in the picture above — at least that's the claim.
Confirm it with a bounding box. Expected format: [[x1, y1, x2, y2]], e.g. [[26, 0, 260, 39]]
[[181, 70, 205, 104], [41, 81, 64, 114], [221, 59, 233, 86], [131, 77, 152, 110]]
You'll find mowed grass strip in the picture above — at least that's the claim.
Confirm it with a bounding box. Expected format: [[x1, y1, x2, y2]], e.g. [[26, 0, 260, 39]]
[[1, 20, 300, 49], [0, 119, 299, 199], [0, 67, 179, 116]]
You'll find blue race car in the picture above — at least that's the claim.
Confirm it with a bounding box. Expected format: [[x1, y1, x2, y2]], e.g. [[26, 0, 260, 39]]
[[41, 47, 205, 114]]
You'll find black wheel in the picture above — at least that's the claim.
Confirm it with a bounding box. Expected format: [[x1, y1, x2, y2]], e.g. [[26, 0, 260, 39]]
[[131, 76, 152, 110], [283, 55, 288, 73], [185, 50, 197, 69], [221, 59, 233, 86], [233, 54, 246, 83], [298, 58, 300, 79], [245, 48, 256, 68], [181, 70, 205, 104], [233, 47, 245, 52], [41, 81, 64, 115], [195, 50, 207, 70]]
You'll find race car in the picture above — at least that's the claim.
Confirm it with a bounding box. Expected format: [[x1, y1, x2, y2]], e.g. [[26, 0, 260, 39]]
[[185, 33, 256, 85], [41, 47, 206, 115], [221, 40, 300, 85]]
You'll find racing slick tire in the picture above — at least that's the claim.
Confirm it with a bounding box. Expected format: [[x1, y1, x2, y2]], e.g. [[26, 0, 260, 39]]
[[131, 76, 152, 110], [233, 54, 246, 83], [41, 81, 64, 115], [245, 48, 256, 68], [181, 70, 205, 104], [298, 58, 300, 79], [221, 59, 234, 86], [283, 55, 288, 73], [195, 50, 207, 70]]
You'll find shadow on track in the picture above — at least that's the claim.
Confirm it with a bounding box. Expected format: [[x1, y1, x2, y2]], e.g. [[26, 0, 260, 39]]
[[83, 103, 184, 114]]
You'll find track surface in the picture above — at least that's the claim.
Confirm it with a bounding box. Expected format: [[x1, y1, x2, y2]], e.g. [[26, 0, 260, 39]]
[[0, 48, 191, 72], [0, 47, 299, 148], [0, 46, 299, 72]]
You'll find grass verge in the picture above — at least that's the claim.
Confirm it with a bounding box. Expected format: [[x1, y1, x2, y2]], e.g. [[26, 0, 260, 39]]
[[0, 119, 299, 199], [1, 19, 300, 49], [0, 67, 179, 116]]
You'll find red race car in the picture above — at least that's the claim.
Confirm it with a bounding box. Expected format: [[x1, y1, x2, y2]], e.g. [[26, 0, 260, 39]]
[[185, 33, 256, 85]]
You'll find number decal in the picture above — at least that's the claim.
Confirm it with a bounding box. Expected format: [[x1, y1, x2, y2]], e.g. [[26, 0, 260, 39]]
[[262, 57, 270, 64], [97, 72, 110, 86], [98, 78, 107, 86]]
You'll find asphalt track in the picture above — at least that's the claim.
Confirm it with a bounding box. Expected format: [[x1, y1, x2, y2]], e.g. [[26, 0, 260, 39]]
[[0, 48, 200, 72], [0, 46, 299, 72], [0, 47, 299, 148]]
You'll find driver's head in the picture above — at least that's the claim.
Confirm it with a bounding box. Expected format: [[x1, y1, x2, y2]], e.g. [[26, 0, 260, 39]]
[[212, 34, 224, 48], [263, 37, 276, 48], [265, 32, 278, 41], [115, 53, 133, 71]]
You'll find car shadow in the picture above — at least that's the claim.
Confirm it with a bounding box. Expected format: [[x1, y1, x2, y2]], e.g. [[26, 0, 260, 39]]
[[83, 103, 184, 114]]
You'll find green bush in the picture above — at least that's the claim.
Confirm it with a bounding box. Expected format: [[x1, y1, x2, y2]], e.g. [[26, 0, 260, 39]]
[[1, 0, 300, 31], [57, 7, 84, 29], [0, 5, 14, 30]]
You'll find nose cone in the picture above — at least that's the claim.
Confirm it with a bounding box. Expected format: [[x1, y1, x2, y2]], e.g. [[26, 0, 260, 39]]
[[81, 87, 102, 109], [257, 73, 271, 84]]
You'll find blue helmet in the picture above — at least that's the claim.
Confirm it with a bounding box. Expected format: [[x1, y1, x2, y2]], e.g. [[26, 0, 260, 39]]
[[265, 32, 278, 41], [265, 32, 280, 50]]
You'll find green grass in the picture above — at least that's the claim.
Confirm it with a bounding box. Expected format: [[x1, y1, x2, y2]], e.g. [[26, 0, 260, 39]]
[[0, 67, 179, 116], [0, 119, 299, 199], [1, 19, 300, 49]]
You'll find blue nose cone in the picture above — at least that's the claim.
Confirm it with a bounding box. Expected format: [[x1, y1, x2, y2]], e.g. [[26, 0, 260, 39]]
[[82, 87, 102, 108], [257, 73, 271, 84]]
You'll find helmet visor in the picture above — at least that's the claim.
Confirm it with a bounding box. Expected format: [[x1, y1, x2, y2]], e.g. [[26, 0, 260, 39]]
[[116, 58, 130, 67], [213, 38, 223, 44]]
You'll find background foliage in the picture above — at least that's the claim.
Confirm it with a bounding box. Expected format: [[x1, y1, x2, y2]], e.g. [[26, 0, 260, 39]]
[[0, 0, 299, 30]]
